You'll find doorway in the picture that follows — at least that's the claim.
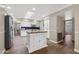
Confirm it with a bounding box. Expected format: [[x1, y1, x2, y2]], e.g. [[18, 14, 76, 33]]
[[64, 18, 74, 49]]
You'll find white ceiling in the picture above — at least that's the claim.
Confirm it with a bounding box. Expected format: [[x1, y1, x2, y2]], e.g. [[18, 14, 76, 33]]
[[5, 4, 70, 20]]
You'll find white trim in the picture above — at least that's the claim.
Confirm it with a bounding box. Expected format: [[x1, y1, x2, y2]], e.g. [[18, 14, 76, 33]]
[[1, 49, 5, 54], [47, 5, 72, 17], [41, 5, 73, 18], [49, 39, 63, 44], [74, 49, 79, 53], [49, 40, 58, 43], [57, 40, 63, 43], [29, 45, 48, 53], [75, 32, 79, 34]]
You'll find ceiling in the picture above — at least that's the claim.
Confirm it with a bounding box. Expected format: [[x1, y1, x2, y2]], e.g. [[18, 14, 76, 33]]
[[5, 4, 70, 20]]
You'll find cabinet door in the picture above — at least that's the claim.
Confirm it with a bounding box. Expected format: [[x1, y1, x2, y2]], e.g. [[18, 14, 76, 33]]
[[29, 34, 40, 52], [29, 34, 35, 48], [39, 33, 47, 47], [33, 33, 40, 50]]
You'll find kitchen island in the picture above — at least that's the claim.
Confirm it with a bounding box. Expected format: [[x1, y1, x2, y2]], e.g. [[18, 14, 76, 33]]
[[26, 31, 48, 53]]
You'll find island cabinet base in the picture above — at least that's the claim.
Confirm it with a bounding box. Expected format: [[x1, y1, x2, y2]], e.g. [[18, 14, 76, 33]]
[[26, 32, 48, 53], [27, 45, 48, 53]]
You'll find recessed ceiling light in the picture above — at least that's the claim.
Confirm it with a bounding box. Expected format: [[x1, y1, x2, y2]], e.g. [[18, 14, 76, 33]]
[[7, 6, 11, 10], [32, 8, 36, 11], [4, 13, 7, 16], [42, 15, 45, 17], [0, 5, 5, 8]]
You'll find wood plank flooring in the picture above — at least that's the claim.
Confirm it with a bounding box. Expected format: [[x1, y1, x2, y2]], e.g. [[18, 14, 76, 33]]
[[4, 35, 78, 54]]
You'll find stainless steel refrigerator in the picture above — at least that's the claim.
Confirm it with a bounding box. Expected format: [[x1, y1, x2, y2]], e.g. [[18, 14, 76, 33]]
[[5, 15, 13, 50]]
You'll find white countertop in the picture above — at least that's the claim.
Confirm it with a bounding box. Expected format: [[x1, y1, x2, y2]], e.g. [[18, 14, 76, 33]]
[[26, 30, 47, 34]]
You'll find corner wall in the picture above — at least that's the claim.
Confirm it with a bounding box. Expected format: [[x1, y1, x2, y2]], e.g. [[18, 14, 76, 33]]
[[49, 5, 73, 43], [0, 7, 5, 53], [57, 16, 65, 39], [73, 5, 79, 52], [49, 14, 57, 42]]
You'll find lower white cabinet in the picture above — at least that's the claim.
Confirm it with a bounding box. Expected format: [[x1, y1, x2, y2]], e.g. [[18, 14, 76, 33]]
[[20, 30, 27, 36], [27, 32, 48, 53]]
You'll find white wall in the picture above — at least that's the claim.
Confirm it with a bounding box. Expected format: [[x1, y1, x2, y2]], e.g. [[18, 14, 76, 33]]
[[65, 10, 73, 20], [57, 16, 65, 38], [48, 5, 73, 43], [49, 14, 65, 42], [49, 14, 57, 42], [0, 7, 5, 53], [73, 5, 79, 51]]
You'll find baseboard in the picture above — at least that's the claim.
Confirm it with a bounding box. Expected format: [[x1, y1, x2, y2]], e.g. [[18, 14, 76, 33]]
[[57, 40, 63, 43], [49, 40, 58, 43], [1, 49, 5, 54], [29, 45, 48, 53], [49, 40, 63, 44], [74, 49, 79, 53]]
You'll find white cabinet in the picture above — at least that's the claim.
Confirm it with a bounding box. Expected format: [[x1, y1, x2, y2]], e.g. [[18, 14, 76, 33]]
[[27, 32, 48, 53], [20, 30, 27, 36]]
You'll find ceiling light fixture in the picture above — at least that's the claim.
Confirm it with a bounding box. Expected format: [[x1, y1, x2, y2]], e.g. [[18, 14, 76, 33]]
[[6, 6, 11, 10], [4, 13, 7, 16], [0, 5, 5, 8], [32, 8, 36, 11], [42, 15, 45, 18]]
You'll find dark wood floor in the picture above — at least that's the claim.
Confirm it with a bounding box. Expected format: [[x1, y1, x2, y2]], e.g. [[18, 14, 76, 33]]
[[4, 35, 78, 54]]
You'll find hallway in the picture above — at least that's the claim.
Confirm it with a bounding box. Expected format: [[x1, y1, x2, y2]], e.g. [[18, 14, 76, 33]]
[[64, 35, 74, 48], [4, 36, 77, 54]]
